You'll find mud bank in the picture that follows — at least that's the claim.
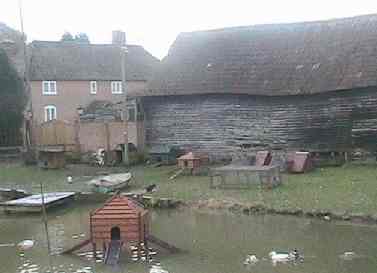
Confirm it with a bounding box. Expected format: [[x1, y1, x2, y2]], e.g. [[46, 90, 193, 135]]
[[189, 198, 377, 224]]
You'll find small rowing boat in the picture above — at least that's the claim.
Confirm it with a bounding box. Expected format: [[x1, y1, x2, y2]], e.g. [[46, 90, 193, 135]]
[[88, 173, 132, 193]]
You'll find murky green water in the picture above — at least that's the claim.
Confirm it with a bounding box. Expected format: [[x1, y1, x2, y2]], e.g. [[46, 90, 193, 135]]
[[1, 203, 377, 273]]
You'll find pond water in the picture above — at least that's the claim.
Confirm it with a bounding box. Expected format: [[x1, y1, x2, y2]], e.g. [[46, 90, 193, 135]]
[[1, 203, 377, 273]]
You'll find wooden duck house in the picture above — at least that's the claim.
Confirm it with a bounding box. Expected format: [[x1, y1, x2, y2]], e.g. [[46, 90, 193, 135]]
[[90, 195, 149, 245], [64, 194, 181, 265], [177, 152, 201, 169], [177, 152, 209, 175]]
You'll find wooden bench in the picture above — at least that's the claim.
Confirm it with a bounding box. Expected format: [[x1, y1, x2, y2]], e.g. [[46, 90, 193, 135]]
[[210, 165, 282, 189]]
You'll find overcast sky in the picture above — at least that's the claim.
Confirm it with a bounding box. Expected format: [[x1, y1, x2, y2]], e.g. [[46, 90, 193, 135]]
[[2, 0, 377, 59]]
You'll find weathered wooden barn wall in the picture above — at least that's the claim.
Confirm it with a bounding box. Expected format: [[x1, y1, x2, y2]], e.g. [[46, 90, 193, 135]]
[[143, 87, 377, 159]]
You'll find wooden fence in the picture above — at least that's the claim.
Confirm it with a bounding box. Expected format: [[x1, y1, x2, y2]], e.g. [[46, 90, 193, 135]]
[[33, 119, 140, 154], [33, 120, 77, 152]]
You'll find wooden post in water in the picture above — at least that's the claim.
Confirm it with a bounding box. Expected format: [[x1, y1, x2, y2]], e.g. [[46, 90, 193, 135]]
[[93, 242, 97, 261], [39, 181, 53, 271]]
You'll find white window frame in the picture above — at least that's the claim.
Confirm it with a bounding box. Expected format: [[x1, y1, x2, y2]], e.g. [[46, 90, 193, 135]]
[[111, 81, 123, 94], [44, 105, 57, 122], [42, 81, 57, 95], [90, 81, 97, 94]]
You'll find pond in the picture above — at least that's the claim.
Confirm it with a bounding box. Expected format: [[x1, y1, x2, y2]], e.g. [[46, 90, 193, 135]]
[[1, 202, 377, 273]]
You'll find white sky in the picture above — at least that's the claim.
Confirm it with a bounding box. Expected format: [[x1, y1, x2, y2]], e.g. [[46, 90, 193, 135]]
[[2, 0, 377, 59]]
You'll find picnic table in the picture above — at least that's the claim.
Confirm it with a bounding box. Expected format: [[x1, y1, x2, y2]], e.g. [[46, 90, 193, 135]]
[[210, 165, 282, 189]]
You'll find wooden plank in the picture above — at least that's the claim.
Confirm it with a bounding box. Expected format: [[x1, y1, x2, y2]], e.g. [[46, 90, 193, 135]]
[[92, 215, 138, 220], [97, 208, 136, 213], [92, 223, 139, 228], [101, 204, 137, 208], [93, 233, 140, 240], [93, 227, 139, 233], [147, 235, 181, 253], [62, 239, 91, 254], [95, 212, 135, 216], [91, 221, 139, 227]]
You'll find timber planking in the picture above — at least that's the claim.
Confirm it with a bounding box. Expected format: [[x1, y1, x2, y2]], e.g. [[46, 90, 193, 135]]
[[143, 88, 377, 159]]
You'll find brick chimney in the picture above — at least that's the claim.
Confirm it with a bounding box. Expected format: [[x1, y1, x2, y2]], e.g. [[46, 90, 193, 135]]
[[112, 30, 126, 46]]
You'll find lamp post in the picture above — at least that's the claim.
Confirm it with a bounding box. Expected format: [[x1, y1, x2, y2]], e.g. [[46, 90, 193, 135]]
[[121, 45, 129, 165]]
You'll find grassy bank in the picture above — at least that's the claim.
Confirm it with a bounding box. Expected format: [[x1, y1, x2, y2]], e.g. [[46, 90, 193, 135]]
[[131, 163, 377, 216], [1, 162, 377, 216]]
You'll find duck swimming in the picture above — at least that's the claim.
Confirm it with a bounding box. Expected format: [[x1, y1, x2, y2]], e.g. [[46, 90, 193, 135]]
[[269, 249, 301, 263], [150, 264, 169, 273]]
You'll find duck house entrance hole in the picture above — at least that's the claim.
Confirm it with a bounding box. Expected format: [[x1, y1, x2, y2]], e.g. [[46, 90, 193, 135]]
[[111, 226, 121, 240]]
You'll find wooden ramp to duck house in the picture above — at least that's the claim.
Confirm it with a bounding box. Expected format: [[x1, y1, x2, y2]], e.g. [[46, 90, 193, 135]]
[[90, 195, 150, 245]]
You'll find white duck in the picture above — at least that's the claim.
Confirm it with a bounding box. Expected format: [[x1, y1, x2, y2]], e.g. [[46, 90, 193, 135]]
[[17, 240, 35, 251], [339, 251, 357, 260], [244, 254, 259, 265], [269, 249, 299, 263], [150, 265, 169, 273]]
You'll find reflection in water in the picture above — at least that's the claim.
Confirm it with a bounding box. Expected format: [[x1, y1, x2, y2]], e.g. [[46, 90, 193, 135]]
[[0, 203, 377, 273]]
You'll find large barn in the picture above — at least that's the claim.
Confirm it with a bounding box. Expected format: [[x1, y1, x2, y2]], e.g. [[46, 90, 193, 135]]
[[136, 14, 377, 160]]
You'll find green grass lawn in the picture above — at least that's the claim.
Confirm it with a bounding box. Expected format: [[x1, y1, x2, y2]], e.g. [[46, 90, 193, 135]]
[[1, 162, 377, 215], [131, 163, 377, 215]]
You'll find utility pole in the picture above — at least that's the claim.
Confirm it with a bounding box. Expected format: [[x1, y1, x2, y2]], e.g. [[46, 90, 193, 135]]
[[19, 0, 32, 151], [121, 44, 129, 165]]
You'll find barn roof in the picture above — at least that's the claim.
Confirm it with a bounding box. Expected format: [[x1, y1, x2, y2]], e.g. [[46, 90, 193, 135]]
[[91, 195, 146, 220], [29, 41, 159, 81], [145, 14, 377, 97]]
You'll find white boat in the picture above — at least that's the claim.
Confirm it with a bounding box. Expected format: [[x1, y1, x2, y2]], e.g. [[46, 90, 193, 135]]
[[88, 173, 132, 193]]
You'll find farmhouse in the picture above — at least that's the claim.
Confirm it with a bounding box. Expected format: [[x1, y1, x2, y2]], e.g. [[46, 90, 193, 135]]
[[137, 14, 377, 160], [29, 31, 158, 125], [28, 31, 158, 153]]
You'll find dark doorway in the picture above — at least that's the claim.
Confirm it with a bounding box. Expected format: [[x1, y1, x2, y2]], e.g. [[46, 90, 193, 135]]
[[111, 226, 121, 241]]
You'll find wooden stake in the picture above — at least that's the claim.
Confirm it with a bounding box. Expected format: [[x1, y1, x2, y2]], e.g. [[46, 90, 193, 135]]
[[40, 181, 53, 271]]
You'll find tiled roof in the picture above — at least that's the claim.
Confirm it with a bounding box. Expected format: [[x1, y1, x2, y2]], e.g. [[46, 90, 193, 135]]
[[146, 14, 377, 97], [29, 41, 159, 81]]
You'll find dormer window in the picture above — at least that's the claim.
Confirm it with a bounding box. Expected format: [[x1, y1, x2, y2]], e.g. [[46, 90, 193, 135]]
[[111, 81, 123, 94], [42, 81, 57, 95]]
